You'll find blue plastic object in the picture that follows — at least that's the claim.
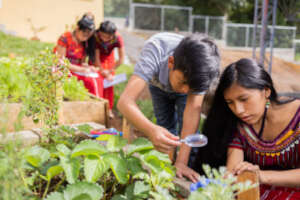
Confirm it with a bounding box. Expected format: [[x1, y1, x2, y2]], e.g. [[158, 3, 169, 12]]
[[190, 178, 224, 192]]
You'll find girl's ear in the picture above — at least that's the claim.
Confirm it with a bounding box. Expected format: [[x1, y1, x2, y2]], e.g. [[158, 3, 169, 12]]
[[168, 56, 174, 69], [265, 87, 271, 98]]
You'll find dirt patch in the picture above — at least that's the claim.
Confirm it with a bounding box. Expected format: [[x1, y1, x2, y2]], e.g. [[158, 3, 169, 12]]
[[220, 48, 300, 92]]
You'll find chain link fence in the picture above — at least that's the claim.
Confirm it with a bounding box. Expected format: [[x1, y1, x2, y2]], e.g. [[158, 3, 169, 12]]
[[226, 23, 296, 48], [131, 3, 193, 32], [192, 15, 225, 40]]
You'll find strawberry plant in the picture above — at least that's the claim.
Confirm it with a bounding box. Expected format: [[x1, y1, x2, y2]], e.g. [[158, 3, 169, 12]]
[[21, 134, 178, 200], [188, 165, 257, 200]]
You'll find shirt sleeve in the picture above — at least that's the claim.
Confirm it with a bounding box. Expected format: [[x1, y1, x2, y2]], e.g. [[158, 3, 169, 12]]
[[228, 131, 244, 150], [116, 34, 124, 48], [133, 41, 161, 83], [57, 34, 68, 48]]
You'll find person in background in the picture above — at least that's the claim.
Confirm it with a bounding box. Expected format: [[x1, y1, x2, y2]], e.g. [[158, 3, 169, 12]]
[[196, 58, 300, 199], [55, 13, 103, 98], [117, 32, 220, 182], [89, 20, 125, 118]]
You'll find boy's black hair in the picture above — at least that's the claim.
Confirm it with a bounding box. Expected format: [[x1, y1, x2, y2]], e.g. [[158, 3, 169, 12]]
[[77, 14, 95, 31], [173, 34, 220, 93], [97, 20, 117, 35]]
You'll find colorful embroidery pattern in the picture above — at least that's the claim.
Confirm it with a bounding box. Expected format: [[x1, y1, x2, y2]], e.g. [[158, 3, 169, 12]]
[[56, 32, 86, 65], [229, 106, 300, 170]]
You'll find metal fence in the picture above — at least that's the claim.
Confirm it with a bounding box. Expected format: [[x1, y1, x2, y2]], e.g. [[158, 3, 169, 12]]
[[192, 15, 225, 40], [104, 0, 130, 18], [226, 23, 297, 48], [295, 40, 300, 61], [130, 3, 193, 32]]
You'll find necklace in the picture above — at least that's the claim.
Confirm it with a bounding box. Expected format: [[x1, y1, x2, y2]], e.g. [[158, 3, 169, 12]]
[[257, 106, 269, 138]]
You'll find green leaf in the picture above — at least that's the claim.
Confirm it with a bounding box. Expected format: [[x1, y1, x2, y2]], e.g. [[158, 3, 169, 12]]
[[71, 140, 107, 157], [56, 144, 71, 156], [63, 182, 103, 200], [107, 135, 127, 152], [0, 151, 9, 176], [127, 137, 153, 155], [24, 146, 50, 167], [141, 154, 162, 173], [45, 192, 64, 200], [127, 157, 144, 175], [111, 195, 127, 200], [143, 150, 171, 164], [150, 186, 174, 200], [77, 124, 92, 134], [84, 155, 109, 182], [60, 155, 81, 184], [106, 153, 129, 184], [46, 165, 64, 181], [134, 181, 150, 197]]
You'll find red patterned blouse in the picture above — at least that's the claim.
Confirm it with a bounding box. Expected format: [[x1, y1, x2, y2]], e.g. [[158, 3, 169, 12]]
[[55, 32, 86, 65], [229, 105, 300, 199]]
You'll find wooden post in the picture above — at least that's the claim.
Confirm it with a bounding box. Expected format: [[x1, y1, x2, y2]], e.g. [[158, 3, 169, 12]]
[[122, 117, 131, 143], [237, 171, 260, 200]]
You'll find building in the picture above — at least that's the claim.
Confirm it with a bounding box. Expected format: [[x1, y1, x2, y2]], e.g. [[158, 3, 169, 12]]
[[0, 0, 104, 42]]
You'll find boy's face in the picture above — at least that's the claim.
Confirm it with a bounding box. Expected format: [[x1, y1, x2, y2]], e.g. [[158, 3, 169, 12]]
[[98, 32, 114, 42], [168, 56, 190, 94]]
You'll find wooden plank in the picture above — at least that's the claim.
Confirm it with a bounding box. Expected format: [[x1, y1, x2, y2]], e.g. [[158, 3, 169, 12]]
[[122, 117, 131, 142], [237, 171, 260, 200], [0, 100, 108, 132]]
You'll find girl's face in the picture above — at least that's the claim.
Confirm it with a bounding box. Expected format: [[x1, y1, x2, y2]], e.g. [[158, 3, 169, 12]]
[[76, 29, 93, 42], [223, 83, 270, 125], [98, 32, 114, 42]]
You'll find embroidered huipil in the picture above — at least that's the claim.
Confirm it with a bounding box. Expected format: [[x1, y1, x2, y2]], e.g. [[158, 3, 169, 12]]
[[54, 32, 103, 98], [229, 106, 300, 200]]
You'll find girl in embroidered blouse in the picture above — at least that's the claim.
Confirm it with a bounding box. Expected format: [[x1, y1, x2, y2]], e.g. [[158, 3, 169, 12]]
[[196, 58, 300, 199], [88, 20, 124, 118], [55, 13, 103, 98]]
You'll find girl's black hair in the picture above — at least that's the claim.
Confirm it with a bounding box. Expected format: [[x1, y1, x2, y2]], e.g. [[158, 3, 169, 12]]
[[76, 14, 95, 60], [87, 21, 117, 63], [77, 14, 95, 31], [192, 58, 295, 173], [97, 20, 117, 34]]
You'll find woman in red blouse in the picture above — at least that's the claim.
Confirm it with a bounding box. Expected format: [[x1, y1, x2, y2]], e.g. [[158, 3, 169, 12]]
[[195, 58, 300, 199], [89, 21, 125, 118], [55, 13, 103, 98]]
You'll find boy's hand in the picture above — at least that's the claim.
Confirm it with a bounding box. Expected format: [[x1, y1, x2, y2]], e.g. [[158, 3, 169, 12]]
[[148, 125, 181, 154], [175, 161, 200, 183]]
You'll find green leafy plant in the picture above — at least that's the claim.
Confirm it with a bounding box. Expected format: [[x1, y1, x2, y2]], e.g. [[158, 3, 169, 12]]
[[22, 134, 178, 199], [188, 165, 257, 200], [63, 77, 90, 101], [22, 48, 69, 128]]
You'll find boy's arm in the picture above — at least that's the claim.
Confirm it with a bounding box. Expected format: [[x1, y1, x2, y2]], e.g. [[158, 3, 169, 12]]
[[117, 75, 181, 153], [175, 94, 204, 182]]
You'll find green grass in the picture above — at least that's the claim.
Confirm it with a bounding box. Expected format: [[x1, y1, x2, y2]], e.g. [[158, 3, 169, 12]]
[[0, 31, 54, 57], [114, 64, 155, 121], [296, 52, 300, 61]]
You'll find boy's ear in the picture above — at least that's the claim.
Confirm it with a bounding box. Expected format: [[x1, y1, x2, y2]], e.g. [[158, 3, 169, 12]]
[[168, 56, 174, 69]]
